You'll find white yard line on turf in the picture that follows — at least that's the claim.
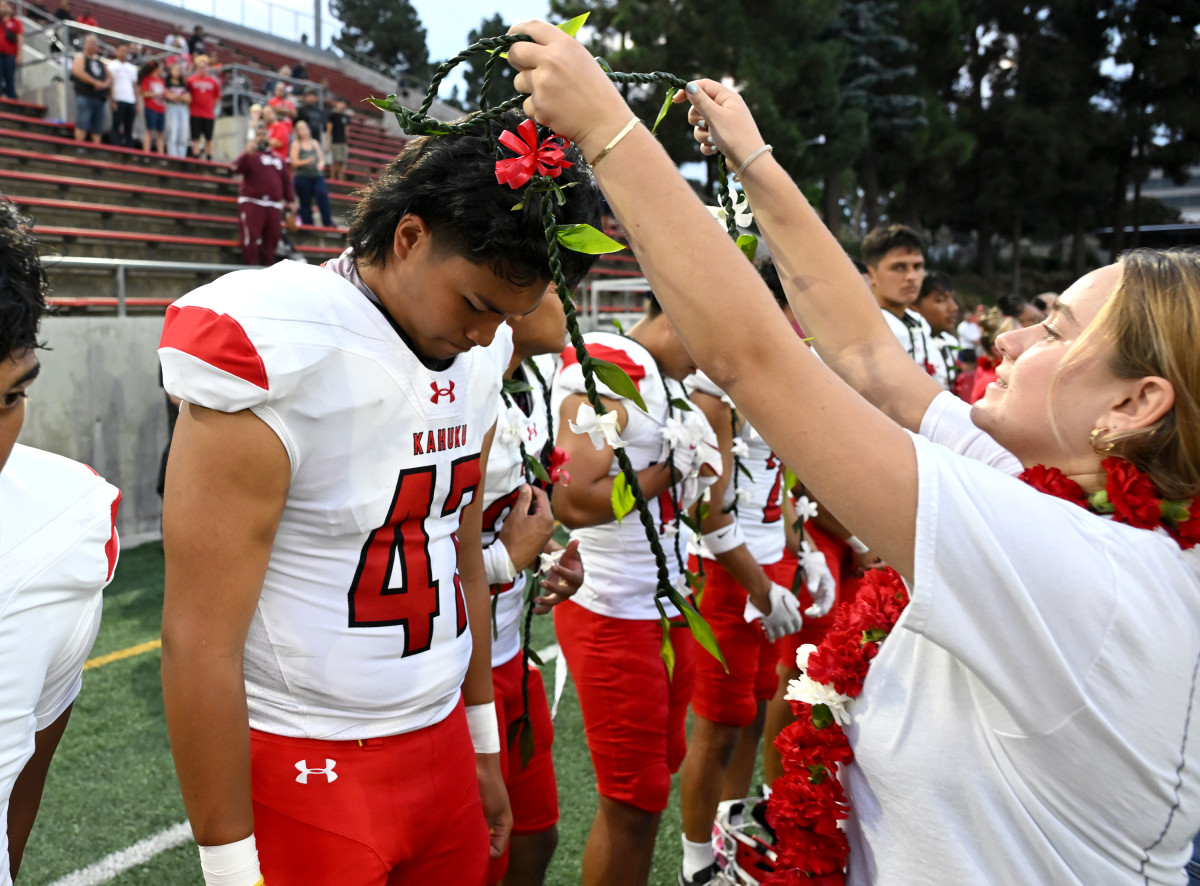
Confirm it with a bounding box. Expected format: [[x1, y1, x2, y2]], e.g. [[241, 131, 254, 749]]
[[47, 821, 193, 886]]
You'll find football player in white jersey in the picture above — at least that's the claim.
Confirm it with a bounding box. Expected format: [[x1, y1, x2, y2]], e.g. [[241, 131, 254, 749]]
[[0, 198, 121, 886], [158, 111, 600, 886], [481, 289, 583, 886], [862, 224, 934, 377], [550, 295, 720, 886]]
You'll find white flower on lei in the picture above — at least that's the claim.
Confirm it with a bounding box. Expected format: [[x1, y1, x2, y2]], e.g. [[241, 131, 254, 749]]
[[499, 404, 527, 446], [730, 436, 750, 460], [707, 191, 753, 228], [794, 494, 819, 521], [734, 486, 754, 505], [569, 402, 626, 451], [661, 416, 701, 454], [662, 522, 679, 539], [537, 548, 565, 578], [785, 643, 854, 727]]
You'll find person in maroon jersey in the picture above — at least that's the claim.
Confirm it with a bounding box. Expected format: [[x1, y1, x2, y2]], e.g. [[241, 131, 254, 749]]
[[186, 54, 220, 160], [230, 126, 295, 266]]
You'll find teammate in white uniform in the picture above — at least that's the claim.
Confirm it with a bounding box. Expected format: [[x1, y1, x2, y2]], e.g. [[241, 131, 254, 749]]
[[158, 112, 599, 886], [479, 289, 583, 886], [550, 297, 719, 886], [0, 198, 120, 886], [861, 224, 936, 381]]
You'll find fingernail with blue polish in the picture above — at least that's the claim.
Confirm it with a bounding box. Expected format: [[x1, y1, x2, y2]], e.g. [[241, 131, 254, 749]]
[[697, 118, 706, 128], [686, 82, 698, 94], [705, 136, 714, 145]]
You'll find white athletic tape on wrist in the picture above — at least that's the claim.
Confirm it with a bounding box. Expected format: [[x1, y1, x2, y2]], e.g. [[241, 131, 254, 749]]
[[844, 535, 869, 555], [702, 523, 745, 555], [466, 701, 501, 754], [198, 834, 262, 886], [482, 539, 518, 586]]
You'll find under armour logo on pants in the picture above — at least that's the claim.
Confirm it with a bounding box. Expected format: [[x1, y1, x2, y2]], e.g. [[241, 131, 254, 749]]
[[295, 758, 338, 784]]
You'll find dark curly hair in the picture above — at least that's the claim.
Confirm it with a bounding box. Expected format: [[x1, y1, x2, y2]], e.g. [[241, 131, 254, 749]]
[[861, 223, 925, 269], [348, 110, 601, 290], [0, 197, 50, 358]]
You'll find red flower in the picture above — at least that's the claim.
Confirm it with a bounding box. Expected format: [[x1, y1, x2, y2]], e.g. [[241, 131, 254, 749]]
[[548, 446, 571, 485], [1103, 456, 1162, 530], [806, 627, 872, 696], [925, 361, 937, 376], [495, 119, 573, 189], [1018, 464, 1088, 507], [1173, 498, 1200, 550]]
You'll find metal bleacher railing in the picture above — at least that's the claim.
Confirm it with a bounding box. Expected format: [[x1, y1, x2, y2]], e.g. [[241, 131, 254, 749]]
[[42, 256, 254, 316]]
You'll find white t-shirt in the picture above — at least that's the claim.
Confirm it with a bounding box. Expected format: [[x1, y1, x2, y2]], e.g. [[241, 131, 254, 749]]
[[481, 362, 551, 667], [159, 257, 511, 740], [843, 392, 1200, 885], [0, 446, 119, 886], [685, 370, 785, 565], [552, 332, 705, 620], [107, 59, 139, 104]]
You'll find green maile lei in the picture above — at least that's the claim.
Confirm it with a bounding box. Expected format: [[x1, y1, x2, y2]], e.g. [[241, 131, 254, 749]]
[[369, 18, 763, 674]]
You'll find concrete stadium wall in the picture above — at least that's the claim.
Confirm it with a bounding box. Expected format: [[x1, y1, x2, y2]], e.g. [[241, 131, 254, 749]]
[[19, 316, 170, 547]]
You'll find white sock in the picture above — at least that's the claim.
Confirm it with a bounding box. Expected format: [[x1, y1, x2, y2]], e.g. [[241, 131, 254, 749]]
[[682, 835, 714, 878]]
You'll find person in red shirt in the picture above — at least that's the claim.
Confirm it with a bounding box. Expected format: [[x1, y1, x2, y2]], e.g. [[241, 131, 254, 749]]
[[0, 0, 23, 100], [266, 81, 295, 120], [186, 54, 220, 161], [230, 125, 295, 265], [139, 58, 166, 153], [260, 104, 292, 162]]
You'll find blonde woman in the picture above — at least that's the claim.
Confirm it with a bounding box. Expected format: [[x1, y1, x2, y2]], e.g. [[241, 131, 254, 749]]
[[509, 22, 1200, 886], [288, 119, 331, 227]]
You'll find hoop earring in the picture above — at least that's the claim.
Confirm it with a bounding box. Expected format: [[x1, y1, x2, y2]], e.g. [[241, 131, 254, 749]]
[[1090, 427, 1117, 454]]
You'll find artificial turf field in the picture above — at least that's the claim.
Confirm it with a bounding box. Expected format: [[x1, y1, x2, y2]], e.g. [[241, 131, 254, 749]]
[[17, 541, 701, 886]]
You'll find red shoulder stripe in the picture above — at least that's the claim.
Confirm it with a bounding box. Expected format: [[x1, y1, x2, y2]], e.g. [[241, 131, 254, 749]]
[[159, 305, 269, 390], [105, 490, 121, 581], [558, 342, 647, 391]]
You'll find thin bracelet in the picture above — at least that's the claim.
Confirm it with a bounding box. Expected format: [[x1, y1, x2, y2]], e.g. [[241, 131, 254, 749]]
[[590, 116, 640, 169], [733, 144, 773, 182]]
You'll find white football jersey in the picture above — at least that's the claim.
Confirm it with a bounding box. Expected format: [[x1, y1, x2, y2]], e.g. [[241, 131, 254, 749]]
[[481, 362, 551, 667], [685, 371, 786, 566], [159, 259, 512, 740], [552, 332, 705, 620], [0, 446, 118, 886]]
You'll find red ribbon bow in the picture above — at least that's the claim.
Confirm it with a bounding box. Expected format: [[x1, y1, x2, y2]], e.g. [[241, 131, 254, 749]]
[[495, 119, 573, 189]]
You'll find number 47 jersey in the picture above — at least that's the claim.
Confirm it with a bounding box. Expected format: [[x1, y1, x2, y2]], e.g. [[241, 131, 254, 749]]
[[159, 260, 511, 741]]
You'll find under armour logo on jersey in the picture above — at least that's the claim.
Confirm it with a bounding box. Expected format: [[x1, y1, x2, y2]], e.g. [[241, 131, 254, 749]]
[[430, 380, 455, 404], [295, 759, 338, 784], [526, 423, 538, 441]]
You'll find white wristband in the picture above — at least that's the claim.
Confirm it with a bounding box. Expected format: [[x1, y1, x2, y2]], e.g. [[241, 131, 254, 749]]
[[844, 535, 869, 555], [702, 523, 746, 555], [482, 539, 518, 586], [198, 835, 263, 886], [465, 701, 501, 754]]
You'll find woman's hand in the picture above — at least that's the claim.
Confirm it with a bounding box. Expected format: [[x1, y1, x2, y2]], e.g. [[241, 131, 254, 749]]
[[506, 20, 633, 161], [674, 78, 766, 170]]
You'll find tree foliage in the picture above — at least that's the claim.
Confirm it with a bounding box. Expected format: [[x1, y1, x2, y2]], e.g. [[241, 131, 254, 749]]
[[331, 0, 431, 80]]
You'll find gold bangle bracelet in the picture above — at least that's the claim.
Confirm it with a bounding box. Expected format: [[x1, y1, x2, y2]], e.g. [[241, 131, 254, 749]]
[[590, 116, 640, 170]]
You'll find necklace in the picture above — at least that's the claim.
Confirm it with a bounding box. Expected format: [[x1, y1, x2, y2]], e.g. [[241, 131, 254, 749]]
[[767, 455, 1200, 883]]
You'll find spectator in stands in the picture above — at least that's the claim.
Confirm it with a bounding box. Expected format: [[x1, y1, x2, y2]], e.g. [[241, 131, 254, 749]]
[[246, 102, 261, 144], [261, 103, 291, 161], [290, 58, 307, 82], [0, 1, 23, 100], [163, 24, 189, 72], [186, 54, 219, 161], [107, 43, 138, 148], [74, 6, 96, 27], [187, 24, 207, 57], [289, 119, 331, 228], [163, 60, 189, 157], [231, 123, 294, 265], [71, 34, 109, 144], [53, 0, 73, 20], [295, 90, 324, 143], [139, 58, 165, 153], [325, 95, 348, 181], [267, 81, 295, 120]]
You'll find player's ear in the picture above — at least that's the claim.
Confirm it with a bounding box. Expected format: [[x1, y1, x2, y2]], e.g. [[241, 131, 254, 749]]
[[390, 213, 431, 265]]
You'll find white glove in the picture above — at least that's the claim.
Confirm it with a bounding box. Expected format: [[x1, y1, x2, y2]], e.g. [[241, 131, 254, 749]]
[[799, 541, 837, 618], [743, 582, 804, 642]]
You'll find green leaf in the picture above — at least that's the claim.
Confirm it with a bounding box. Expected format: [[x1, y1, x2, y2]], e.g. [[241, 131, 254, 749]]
[[555, 223, 627, 255], [811, 703, 833, 730], [737, 233, 758, 261], [697, 501, 710, 524], [862, 627, 888, 644], [611, 471, 636, 523], [503, 377, 533, 395], [510, 201, 524, 212], [557, 12, 589, 37], [651, 89, 673, 134], [526, 645, 545, 667], [655, 606, 675, 678], [783, 467, 799, 493], [679, 514, 701, 535], [685, 569, 706, 597], [1088, 489, 1114, 513], [670, 397, 693, 412], [611, 319, 625, 335], [807, 763, 829, 785], [507, 716, 524, 745], [737, 460, 755, 481], [1163, 499, 1192, 522], [519, 717, 536, 768], [524, 452, 551, 484], [590, 358, 648, 412], [668, 588, 726, 671]]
